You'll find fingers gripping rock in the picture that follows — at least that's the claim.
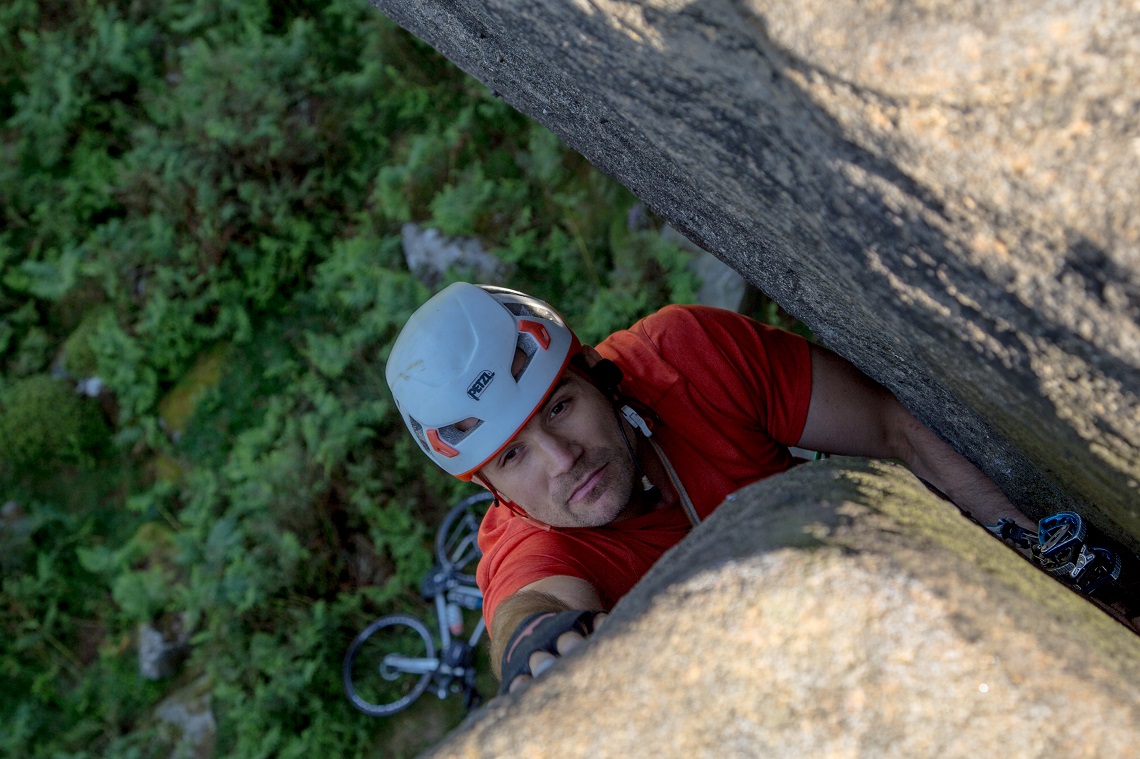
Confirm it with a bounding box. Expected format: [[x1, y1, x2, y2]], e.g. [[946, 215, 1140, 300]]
[[499, 610, 600, 695]]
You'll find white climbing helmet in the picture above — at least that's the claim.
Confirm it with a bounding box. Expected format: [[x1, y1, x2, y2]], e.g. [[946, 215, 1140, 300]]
[[386, 282, 581, 480]]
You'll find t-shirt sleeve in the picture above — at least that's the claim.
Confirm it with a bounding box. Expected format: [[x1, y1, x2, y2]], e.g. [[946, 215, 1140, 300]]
[[617, 304, 813, 446]]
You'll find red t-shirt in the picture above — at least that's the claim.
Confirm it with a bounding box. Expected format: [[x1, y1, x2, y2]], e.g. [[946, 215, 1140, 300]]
[[475, 305, 813, 630]]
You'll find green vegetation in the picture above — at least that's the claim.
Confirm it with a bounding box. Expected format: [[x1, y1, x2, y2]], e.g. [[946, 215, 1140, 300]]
[[1, 1, 703, 756], [0, 375, 109, 470]]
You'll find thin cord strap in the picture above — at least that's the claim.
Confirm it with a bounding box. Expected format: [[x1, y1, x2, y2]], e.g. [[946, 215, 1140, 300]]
[[648, 437, 701, 528]]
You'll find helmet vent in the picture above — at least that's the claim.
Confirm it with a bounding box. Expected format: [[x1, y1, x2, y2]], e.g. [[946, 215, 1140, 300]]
[[436, 420, 481, 445], [411, 415, 483, 452], [502, 300, 559, 323], [408, 416, 430, 452], [513, 332, 539, 379]]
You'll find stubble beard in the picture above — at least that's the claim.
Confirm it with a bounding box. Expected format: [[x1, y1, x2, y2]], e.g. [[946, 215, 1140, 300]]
[[554, 447, 638, 528]]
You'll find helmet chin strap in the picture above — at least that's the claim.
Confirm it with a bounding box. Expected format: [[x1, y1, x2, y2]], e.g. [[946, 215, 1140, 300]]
[[611, 401, 662, 507], [591, 357, 700, 526], [587, 357, 660, 505], [473, 472, 553, 532], [610, 400, 701, 527]]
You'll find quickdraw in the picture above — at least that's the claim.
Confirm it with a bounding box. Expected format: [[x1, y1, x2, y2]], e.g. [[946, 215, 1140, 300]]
[[988, 511, 1122, 596]]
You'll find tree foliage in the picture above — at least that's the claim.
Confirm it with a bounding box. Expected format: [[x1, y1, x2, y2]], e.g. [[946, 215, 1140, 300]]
[[1, 1, 700, 756]]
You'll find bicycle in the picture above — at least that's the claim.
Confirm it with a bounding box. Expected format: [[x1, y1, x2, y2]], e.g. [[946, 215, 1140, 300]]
[[342, 492, 494, 717]]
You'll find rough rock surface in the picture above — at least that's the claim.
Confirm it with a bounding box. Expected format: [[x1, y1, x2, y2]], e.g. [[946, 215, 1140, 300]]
[[369, 0, 1140, 553], [154, 676, 216, 759], [364, 3, 1140, 753], [667, 225, 750, 311], [424, 460, 1140, 758]]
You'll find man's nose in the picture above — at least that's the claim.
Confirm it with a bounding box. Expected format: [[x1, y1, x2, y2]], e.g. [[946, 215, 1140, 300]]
[[533, 429, 580, 473]]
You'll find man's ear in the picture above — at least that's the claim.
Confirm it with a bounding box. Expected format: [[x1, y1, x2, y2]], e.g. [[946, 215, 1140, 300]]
[[578, 346, 623, 397], [580, 345, 602, 368]]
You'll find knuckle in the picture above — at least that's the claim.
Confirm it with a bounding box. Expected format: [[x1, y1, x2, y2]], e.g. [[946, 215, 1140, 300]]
[[556, 631, 584, 653]]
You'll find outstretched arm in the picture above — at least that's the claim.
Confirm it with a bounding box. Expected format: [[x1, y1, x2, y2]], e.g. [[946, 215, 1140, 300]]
[[796, 344, 1033, 529]]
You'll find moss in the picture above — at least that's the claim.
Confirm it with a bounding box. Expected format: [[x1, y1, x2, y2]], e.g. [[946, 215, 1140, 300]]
[[61, 308, 112, 378], [157, 344, 230, 438], [0, 375, 109, 472], [845, 459, 1140, 669]]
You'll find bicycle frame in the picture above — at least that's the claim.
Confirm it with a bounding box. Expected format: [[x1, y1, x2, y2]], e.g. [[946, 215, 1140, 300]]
[[382, 584, 485, 687], [343, 492, 493, 716]]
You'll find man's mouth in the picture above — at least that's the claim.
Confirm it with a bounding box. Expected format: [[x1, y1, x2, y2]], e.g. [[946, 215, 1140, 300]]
[[568, 464, 607, 505]]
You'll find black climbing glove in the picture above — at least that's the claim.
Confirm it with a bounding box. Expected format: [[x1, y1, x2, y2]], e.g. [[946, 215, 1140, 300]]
[[499, 609, 600, 695]]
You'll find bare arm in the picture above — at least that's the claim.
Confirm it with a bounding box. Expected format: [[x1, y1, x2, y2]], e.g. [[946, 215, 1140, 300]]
[[490, 575, 605, 684], [797, 344, 1033, 529]]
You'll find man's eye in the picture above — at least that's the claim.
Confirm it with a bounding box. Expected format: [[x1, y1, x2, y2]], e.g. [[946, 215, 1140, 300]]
[[501, 448, 519, 466], [550, 398, 570, 418]]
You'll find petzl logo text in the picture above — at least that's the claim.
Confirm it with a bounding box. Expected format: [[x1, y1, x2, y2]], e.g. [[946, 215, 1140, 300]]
[[467, 370, 495, 400]]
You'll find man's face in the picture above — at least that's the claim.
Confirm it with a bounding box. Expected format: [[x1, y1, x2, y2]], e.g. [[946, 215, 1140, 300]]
[[479, 370, 637, 528]]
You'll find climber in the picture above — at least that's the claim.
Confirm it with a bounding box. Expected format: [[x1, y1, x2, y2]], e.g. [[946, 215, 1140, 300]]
[[385, 282, 1038, 694]]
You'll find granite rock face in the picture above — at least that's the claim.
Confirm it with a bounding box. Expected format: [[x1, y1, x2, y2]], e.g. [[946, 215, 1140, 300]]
[[369, 0, 1140, 552], [362, 3, 1140, 753], [423, 460, 1140, 758]]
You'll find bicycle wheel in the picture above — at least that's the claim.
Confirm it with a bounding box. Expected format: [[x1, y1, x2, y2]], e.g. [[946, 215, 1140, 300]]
[[343, 614, 437, 717], [436, 491, 494, 583]]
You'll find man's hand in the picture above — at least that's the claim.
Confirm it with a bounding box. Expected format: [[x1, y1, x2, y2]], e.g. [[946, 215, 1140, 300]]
[[499, 609, 607, 694], [489, 575, 605, 691]]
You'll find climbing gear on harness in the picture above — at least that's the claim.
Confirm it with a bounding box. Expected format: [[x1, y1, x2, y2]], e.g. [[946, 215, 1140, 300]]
[[598, 357, 699, 527], [613, 398, 700, 527], [988, 511, 1123, 596], [386, 283, 581, 480], [499, 609, 601, 694]]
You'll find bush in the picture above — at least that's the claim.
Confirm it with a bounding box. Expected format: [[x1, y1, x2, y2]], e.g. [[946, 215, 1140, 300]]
[[0, 1, 710, 756], [61, 307, 111, 378]]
